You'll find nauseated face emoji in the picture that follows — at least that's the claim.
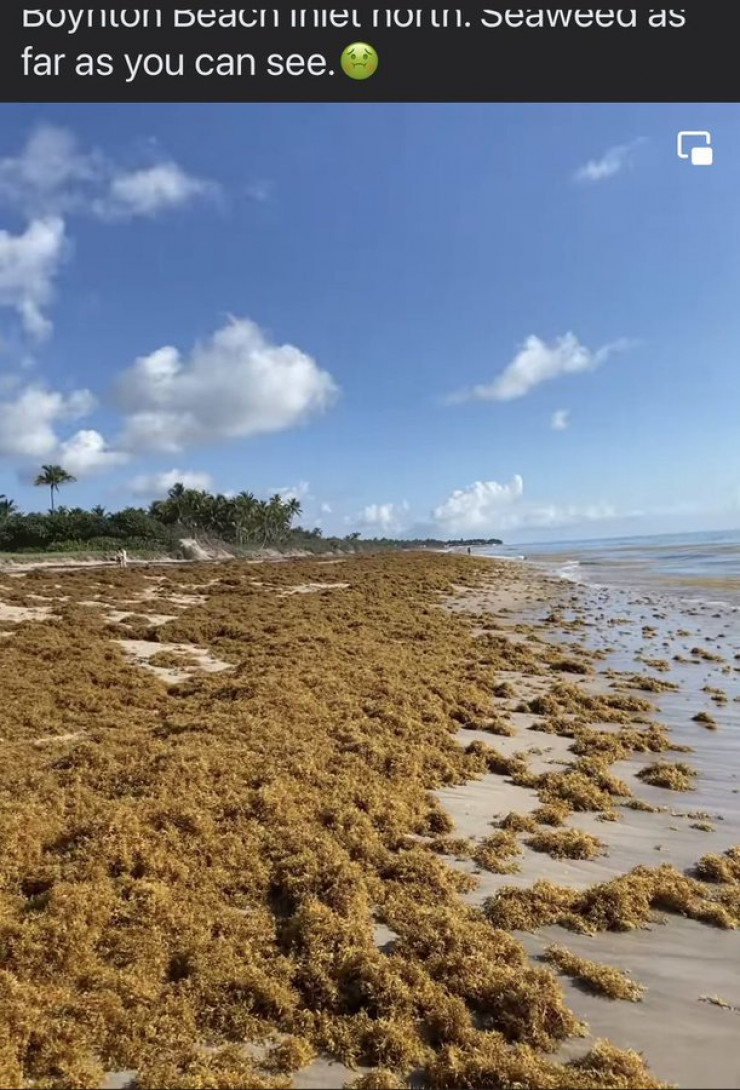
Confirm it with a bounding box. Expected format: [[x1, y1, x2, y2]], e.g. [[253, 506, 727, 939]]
[[341, 42, 379, 80]]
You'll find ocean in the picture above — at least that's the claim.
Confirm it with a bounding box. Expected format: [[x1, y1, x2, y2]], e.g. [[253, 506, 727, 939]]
[[473, 528, 740, 608]]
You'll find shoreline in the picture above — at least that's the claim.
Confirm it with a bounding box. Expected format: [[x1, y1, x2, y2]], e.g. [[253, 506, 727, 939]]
[[492, 537, 740, 612], [0, 552, 737, 1088], [438, 560, 739, 1088]]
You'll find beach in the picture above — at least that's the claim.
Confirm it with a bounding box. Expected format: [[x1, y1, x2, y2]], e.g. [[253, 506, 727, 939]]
[[442, 563, 740, 1088], [0, 551, 738, 1088]]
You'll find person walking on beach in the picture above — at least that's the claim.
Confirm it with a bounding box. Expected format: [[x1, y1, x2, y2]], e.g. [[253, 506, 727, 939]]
[[467, 546, 471, 555], [116, 548, 128, 569]]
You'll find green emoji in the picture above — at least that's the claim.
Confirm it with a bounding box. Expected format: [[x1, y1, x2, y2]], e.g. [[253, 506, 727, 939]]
[[341, 42, 379, 80]]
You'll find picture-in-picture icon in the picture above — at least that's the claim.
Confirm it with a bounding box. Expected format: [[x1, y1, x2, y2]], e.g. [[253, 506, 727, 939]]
[[677, 131, 713, 165]]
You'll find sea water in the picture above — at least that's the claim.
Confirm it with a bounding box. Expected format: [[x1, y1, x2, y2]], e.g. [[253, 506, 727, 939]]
[[476, 528, 740, 607]]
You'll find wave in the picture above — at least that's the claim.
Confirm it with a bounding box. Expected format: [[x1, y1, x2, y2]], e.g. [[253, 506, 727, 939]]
[[553, 560, 583, 583]]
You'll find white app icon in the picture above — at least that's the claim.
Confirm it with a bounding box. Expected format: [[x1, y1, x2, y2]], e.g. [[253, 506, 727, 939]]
[[677, 131, 713, 166]]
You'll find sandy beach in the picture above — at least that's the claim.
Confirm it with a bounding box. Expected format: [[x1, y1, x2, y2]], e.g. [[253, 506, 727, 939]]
[[441, 569, 740, 1088], [0, 551, 738, 1089]]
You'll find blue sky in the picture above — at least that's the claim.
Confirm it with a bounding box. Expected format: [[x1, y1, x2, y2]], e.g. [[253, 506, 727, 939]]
[[0, 102, 738, 543]]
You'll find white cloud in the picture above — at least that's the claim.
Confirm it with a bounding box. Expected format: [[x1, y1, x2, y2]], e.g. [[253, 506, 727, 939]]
[[0, 217, 67, 339], [0, 124, 102, 216], [574, 139, 645, 183], [447, 333, 634, 404], [550, 409, 570, 431], [432, 476, 524, 532], [507, 501, 617, 531], [116, 317, 339, 454], [95, 162, 215, 221], [320, 501, 333, 515], [58, 429, 128, 476], [274, 480, 311, 502], [430, 474, 616, 535], [354, 500, 410, 533], [0, 124, 216, 222], [0, 383, 94, 459], [127, 468, 214, 497]]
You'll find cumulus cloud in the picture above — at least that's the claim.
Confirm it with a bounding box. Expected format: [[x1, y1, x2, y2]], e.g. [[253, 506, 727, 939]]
[[320, 502, 333, 515], [574, 139, 645, 183], [58, 429, 129, 476], [274, 480, 311, 502], [0, 217, 67, 339], [0, 124, 215, 222], [127, 468, 214, 497], [95, 162, 216, 221], [430, 474, 616, 535], [354, 501, 410, 533], [550, 409, 570, 431], [446, 333, 634, 404], [116, 317, 339, 454], [0, 383, 94, 459], [432, 476, 524, 532]]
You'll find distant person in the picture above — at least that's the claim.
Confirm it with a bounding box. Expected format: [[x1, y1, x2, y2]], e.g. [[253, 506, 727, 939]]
[[117, 548, 128, 569], [467, 546, 471, 555]]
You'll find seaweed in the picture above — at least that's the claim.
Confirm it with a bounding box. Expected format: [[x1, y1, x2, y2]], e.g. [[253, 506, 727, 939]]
[[0, 552, 680, 1087], [526, 830, 606, 861], [472, 833, 522, 874], [694, 847, 740, 884], [636, 762, 698, 792], [485, 861, 740, 934], [692, 711, 718, 730], [498, 812, 538, 834], [543, 945, 644, 1001]]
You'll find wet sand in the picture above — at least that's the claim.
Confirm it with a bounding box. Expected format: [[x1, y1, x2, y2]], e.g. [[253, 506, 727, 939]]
[[436, 565, 740, 1089]]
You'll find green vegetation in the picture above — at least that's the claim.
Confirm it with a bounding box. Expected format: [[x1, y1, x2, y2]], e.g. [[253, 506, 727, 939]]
[[0, 477, 504, 558], [33, 464, 77, 512]]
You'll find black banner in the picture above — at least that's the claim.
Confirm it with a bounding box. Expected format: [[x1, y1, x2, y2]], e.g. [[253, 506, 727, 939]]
[[0, 3, 737, 102]]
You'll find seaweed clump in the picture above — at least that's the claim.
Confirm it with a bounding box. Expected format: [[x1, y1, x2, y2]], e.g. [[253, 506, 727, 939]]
[[526, 829, 606, 861], [544, 945, 644, 1001], [692, 711, 718, 730], [473, 832, 522, 874], [694, 847, 740, 884], [498, 812, 538, 834], [485, 861, 740, 934], [636, 762, 698, 792], [622, 674, 679, 694], [424, 1037, 667, 1089]]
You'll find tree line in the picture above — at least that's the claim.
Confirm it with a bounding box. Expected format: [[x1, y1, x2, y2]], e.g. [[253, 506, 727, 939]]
[[0, 468, 310, 553], [0, 465, 502, 555]]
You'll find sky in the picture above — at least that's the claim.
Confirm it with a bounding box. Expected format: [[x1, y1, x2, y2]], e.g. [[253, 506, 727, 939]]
[[0, 102, 738, 545]]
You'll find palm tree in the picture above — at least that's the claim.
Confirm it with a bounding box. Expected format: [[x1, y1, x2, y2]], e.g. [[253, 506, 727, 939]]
[[34, 465, 76, 512], [285, 496, 302, 527], [260, 494, 288, 547], [233, 491, 258, 545], [91, 504, 107, 517], [0, 495, 17, 519]]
